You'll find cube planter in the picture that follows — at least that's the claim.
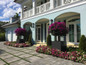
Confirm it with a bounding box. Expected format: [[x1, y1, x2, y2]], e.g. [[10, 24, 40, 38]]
[[52, 41, 67, 51]]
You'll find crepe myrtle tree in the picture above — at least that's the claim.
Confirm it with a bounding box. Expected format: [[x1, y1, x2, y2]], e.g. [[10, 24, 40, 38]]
[[15, 28, 26, 43], [48, 22, 68, 41]]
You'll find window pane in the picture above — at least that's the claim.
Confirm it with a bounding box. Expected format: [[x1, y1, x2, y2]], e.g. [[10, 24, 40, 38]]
[[36, 29, 37, 40], [38, 28, 40, 40], [77, 24, 80, 42], [69, 24, 74, 42]]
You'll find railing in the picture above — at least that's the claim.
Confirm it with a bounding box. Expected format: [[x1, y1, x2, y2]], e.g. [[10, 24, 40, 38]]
[[22, 0, 82, 19], [36, 2, 50, 14], [23, 9, 33, 18], [54, 0, 81, 8]]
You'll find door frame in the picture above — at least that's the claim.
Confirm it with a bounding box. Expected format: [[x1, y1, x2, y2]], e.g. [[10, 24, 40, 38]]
[[36, 26, 41, 42], [68, 20, 80, 43]]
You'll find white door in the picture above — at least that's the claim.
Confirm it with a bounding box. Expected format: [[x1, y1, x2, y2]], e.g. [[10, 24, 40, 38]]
[[13, 31, 17, 41], [8, 31, 11, 41], [68, 20, 80, 43]]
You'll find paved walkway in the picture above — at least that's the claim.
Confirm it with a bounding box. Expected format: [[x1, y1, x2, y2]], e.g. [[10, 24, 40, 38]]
[[0, 42, 85, 65]]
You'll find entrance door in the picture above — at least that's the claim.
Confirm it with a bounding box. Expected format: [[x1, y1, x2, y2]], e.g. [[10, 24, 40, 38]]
[[8, 31, 11, 41], [68, 20, 80, 43], [36, 27, 41, 41]]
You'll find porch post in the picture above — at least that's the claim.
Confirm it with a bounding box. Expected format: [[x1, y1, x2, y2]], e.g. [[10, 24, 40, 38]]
[[35, 23, 36, 41], [43, 23, 45, 43], [50, 0, 54, 9], [32, 0, 36, 15], [81, 12, 86, 36]]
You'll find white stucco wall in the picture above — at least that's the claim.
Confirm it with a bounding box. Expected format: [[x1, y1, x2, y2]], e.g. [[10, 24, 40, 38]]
[[5, 25, 18, 42]]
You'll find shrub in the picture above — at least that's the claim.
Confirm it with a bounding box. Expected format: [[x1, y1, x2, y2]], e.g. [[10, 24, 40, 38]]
[[28, 34, 33, 46], [79, 35, 86, 51], [47, 35, 51, 46], [0, 33, 5, 41]]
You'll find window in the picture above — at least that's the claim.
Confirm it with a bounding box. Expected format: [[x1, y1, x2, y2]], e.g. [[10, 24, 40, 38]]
[[69, 24, 74, 42], [77, 24, 80, 42]]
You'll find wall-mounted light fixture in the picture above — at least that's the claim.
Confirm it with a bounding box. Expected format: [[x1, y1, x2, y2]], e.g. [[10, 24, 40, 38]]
[[51, 19, 53, 24], [32, 23, 35, 28], [24, 6, 27, 11]]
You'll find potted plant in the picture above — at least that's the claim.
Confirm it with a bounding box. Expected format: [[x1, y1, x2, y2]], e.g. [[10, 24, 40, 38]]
[[48, 22, 68, 51], [15, 28, 26, 43]]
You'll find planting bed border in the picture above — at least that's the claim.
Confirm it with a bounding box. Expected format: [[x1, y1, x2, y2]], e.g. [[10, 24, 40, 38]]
[[4, 42, 30, 48]]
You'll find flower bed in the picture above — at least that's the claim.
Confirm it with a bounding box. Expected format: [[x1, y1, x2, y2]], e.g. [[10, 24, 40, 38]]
[[4, 42, 30, 47], [36, 46, 86, 63]]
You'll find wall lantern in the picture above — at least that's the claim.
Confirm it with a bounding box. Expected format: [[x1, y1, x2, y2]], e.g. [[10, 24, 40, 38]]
[[51, 19, 53, 24], [32, 23, 35, 28], [24, 6, 27, 11], [24, 6, 27, 8]]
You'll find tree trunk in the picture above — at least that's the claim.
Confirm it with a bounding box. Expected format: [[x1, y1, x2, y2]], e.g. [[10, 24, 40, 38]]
[[55, 36, 57, 41], [17, 36, 20, 43], [58, 36, 60, 41]]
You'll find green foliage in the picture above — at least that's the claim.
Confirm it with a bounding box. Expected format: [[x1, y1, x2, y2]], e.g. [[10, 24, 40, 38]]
[[0, 22, 8, 33], [47, 35, 51, 46], [79, 35, 86, 51], [14, 13, 20, 19], [0, 33, 5, 41], [67, 47, 79, 52], [28, 34, 33, 46]]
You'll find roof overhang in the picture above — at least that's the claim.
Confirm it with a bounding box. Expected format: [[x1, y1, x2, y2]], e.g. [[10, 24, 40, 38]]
[[14, 0, 30, 5], [14, 0, 24, 4], [2, 20, 20, 28]]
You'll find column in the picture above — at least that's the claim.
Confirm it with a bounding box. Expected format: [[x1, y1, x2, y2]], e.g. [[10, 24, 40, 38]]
[[50, 0, 54, 9], [43, 23, 45, 43], [32, 0, 36, 15], [81, 12, 86, 36], [74, 24, 77, 43], [34, 23, 36, 41]]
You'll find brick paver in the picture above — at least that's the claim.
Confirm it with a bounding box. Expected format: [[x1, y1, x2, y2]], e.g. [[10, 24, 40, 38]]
[[0, 42, 85, 65]]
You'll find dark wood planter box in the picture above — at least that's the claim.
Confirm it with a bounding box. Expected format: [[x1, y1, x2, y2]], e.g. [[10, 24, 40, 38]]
[[52, 41, 67, 51], [17, 39, 25, 43]]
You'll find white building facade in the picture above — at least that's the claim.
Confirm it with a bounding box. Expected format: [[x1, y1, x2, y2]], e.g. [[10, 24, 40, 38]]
[[11, 0, 86, 44]]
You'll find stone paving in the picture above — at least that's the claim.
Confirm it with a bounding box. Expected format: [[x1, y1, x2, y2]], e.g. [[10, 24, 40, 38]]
[[0, 42, 85, 65]]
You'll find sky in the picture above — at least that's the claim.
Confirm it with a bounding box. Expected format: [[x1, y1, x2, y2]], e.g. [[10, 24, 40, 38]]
[[0, 0, 21, 22]]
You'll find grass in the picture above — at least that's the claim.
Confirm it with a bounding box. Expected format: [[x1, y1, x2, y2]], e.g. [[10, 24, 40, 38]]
[[0, 58, 10, 65], [5, 51, 31, 63], [67, 47, 80, 52], [11, 41, 16, 44], [67, 47, 86, 54], [7, 47, 43, 58]]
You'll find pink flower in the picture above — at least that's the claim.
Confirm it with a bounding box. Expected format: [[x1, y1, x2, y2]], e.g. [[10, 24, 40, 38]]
[[15, 28, 26, 36]]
